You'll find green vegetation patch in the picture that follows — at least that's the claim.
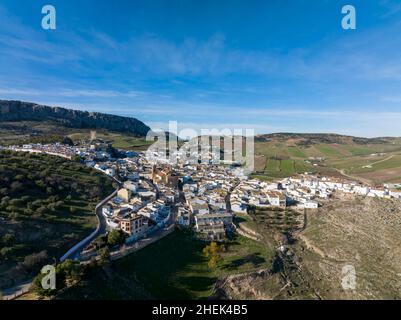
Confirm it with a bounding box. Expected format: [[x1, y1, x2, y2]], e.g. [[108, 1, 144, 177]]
[[280, 159, 296, 176], [314, 144, 343, 157], [59, 230, 272, 300], [265, 159, 280, 173], [343, 145, 376, 156], [288, 147, 306, 158]]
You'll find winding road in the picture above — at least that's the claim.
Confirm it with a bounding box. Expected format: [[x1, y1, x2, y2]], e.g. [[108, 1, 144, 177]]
[[60, 188, 119, 262]]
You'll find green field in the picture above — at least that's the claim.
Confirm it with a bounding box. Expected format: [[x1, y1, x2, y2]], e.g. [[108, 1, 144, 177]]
[[343, 145, 376, 156], [280, 159, 295, 175], [350, 155, 401, 173], [313, 144, 344, 157], [59, 230, 273, 300], [265, 159, 280, 173], [258, 158, 313, 179], [288, 147, 306, 158]]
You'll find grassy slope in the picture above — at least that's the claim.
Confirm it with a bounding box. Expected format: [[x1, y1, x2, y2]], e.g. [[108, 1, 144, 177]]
[[296, 196, 401, 299], [214, 198, 401, 300], [59, 230, 273, 300]]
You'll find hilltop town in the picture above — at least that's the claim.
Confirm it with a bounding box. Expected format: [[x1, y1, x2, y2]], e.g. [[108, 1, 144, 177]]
[[3, 137, 401, 257]]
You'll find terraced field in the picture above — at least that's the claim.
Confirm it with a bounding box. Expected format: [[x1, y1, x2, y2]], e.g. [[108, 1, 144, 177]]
[[314, 144, 344, 157], [288, 147, 306, 158]]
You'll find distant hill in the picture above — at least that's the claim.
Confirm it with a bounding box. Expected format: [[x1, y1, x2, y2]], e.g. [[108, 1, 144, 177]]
[[0, 100, 151, 137], [255, 132, 395, 146]]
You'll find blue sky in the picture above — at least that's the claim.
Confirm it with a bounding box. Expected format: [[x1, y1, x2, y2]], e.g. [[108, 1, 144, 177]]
[[1, 0, 401, 137]]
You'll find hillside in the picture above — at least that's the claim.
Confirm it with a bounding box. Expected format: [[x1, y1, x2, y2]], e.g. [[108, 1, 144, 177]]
[[255, 133, 396, 145], [0, 151, 115, 291], [214, 194, 401, 300], [254, 133, 401, 185], [57, 193, 401, 300], [0, 100, 151, 137], [57, 230, 273, 300]]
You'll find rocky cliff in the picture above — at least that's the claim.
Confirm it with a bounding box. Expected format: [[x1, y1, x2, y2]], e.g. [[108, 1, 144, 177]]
[[0, 100, 151, 136]]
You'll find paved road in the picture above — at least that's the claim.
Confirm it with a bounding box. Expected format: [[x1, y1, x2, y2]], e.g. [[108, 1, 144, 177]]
[[60, 189, 118, 261], [1, 185, 120, 299], [2, 176, 163, 298], [1, 281, 32, 300]]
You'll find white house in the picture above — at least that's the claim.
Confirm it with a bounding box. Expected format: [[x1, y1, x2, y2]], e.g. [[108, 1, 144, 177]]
[[231, 200, 247, 214], [189, 198, 209, 215], [124, 180, 138, 193], [209, 196, 226, 211], [354, 186, 370, 196], [367, 189, 386, 198], [105, 167, 116, 176], [390, 190, 401, 199], [267, 191, 286, 207], [304, 201, 319, 209], [102, 205, 114, 217]]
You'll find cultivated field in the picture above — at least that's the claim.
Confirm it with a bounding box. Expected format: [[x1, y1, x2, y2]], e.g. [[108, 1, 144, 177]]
[[254, 135, 401, 184]]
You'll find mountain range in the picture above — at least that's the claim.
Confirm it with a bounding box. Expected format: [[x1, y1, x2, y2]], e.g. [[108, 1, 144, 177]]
[[0, 100, 151, 137]]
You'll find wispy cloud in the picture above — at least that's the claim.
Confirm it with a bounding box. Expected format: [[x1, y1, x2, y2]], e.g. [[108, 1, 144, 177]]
[[0, 87, 144, 98], [1, 2, 401, 137]]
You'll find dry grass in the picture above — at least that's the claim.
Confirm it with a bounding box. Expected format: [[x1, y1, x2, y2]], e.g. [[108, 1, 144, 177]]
[[298, 195, 401, 299]]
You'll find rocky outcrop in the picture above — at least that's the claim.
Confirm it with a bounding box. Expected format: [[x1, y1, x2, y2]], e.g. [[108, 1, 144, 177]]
[[0, 100, 151, 136]]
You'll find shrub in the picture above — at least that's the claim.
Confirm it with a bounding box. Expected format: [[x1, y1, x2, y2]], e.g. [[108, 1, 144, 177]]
[[22, 250, 48, 271], [2, 233, 15, 246], [97, 247, 111, 263], [107, 229, 126, 247], [0, 247, 13, 261], [202, 241, 225, 269]]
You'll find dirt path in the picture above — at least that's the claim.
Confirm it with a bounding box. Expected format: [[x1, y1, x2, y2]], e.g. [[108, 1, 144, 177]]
[[334, 155, 395, 185], [335, 168, 371, 185], [365, 155, 394, 167]]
